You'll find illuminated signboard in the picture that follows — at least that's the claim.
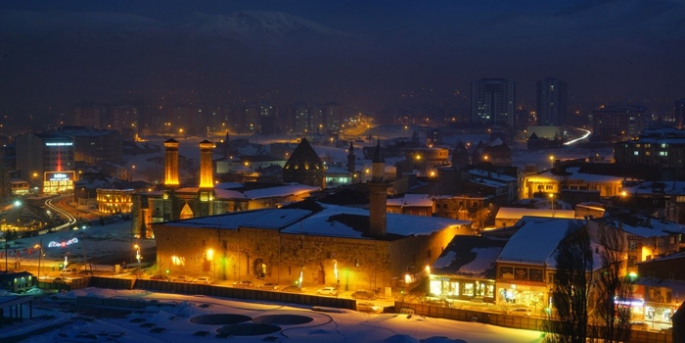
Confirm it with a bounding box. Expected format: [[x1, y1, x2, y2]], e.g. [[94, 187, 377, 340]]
[[45, 142, 73, 146], [48, 238, 79, 248], [45, 171, 75, 181]]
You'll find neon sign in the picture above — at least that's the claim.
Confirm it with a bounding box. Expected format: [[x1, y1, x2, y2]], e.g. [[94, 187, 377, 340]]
[[48, 238, 79, 248], [45, 142, 73, 146]]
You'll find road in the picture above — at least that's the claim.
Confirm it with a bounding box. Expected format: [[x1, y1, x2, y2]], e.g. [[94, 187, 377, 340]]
[[563, 127, 592, 146], [45, 195, 78, 231]]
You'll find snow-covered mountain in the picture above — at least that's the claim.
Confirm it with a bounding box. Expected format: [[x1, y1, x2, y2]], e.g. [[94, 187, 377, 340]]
[[0, 2, 684, 125]]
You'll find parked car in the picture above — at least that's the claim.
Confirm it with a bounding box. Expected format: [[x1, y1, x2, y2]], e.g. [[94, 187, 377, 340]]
[[257, 282, 279, 290], [281, 285, 303, 293], [193, 277, 212, 284], [233, 280, 253, 288], [172, 275, 193, 283], [149, 274, 170, 281], [52, 277, 66, 284], [316, 286, 338, 296], [351, 289, 377, 300]]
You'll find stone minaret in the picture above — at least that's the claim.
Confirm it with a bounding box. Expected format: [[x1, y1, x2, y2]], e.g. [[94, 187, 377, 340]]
[[163, 138, 180, 188], [347, 142, 356, 174], [199, 140, 215, 189], [368, 140, 388, 237]]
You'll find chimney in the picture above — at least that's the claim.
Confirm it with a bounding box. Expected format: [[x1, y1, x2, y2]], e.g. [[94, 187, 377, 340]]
[[199, 140, 215, 189], [163, 138, 180, 187], [369, 140, 388, 237]]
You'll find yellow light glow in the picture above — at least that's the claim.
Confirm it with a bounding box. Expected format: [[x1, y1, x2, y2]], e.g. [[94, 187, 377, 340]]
[[425, 265, 431, 274], [206, 249, 214, 261], [548, 193, 554, 198], [621, 191, 627, 197]]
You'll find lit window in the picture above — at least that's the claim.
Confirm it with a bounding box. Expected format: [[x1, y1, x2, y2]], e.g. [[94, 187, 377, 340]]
[[634, 151, 639, 156]]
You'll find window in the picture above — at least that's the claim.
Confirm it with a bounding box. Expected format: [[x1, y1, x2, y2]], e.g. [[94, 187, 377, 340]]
[[529, 269, 544, 282], [499, 267, 514, 279], [634, 151, 639, 156], [463, 283, 474, 296], [628, 256, 637, 267], [514, 267, 528, 280]]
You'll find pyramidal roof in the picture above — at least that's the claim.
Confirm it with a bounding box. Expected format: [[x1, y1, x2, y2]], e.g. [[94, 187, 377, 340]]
[[284, 138, 324, 168]]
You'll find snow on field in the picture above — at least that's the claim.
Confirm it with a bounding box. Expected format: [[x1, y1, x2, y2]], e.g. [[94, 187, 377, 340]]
[[7, 219, 154, 271], [2, 287, 544, 343]]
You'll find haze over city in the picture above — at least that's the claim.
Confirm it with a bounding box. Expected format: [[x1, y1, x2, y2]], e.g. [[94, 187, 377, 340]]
[[1, 0, 685, 130], [1, 1, 685, 343]]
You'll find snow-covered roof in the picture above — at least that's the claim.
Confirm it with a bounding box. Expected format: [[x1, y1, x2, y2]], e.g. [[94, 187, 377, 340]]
[[637, 251, 685, 264], [162, 208, 311, 230], [243, 184, 319, 199], [281, 203, 470, 239], [432, 235, 507, 279], [496, 207, 576, 220], [622, 181, 685, 196], [467, 169, 516, 182], [162, 202, 470, 240], [214, 188, 248, 199], [593, 216, 685, 238], [497, 217, 585, 265], [387, 194, 433, 207], [531, 167, 623, 183]]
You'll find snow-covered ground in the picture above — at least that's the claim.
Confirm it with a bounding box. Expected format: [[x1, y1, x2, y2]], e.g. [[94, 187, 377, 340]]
[[1, 287, 545, 343], [6, 219, 154, 275]]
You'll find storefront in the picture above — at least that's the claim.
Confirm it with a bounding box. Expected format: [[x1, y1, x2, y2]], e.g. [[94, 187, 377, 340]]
[[429, 275, 496, 303], [497, 281, 548, 309]]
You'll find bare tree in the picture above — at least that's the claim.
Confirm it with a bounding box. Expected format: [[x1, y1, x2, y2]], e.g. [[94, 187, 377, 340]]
[[545, 226, 594, 343], [589, 226, 631, 343]]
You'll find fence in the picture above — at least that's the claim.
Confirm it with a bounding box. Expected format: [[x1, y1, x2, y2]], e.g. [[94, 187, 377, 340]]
[[395, 302, 673, 343]]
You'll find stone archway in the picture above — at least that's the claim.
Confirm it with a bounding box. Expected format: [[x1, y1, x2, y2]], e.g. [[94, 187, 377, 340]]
[[253, 258, 266, 279]]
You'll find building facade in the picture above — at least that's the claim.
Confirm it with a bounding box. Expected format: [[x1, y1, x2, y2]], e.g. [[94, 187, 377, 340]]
[[536, 78, 568, 126], [471, 79, 516, 127]]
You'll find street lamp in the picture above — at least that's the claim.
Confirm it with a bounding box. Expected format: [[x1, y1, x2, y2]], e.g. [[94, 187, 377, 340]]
[[549, 155, 554, 169], [548, 193, 555, 210], [34, 241, 44, 287], [133, 243, 142, 277]]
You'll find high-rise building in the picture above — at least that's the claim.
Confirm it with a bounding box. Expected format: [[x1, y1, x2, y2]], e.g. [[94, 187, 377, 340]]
[[72, 104, 105, 128], [536, 78, 568, 126], [290, 103, 323, 134], [15, 133, 75, 193], [471, 79, 516, 126], [592, 105, 649, 137]]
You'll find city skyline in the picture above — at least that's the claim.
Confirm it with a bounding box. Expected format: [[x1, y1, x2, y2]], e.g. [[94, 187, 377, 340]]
[[1, 1, 684, 131]]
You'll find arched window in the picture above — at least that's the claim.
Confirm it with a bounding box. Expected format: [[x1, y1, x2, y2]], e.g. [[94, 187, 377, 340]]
[[180, 203, 194, 220]]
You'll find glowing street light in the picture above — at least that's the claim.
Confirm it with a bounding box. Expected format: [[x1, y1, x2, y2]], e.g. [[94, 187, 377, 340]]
[[548, 193, 555, 210], [549, 155, 554, 169]]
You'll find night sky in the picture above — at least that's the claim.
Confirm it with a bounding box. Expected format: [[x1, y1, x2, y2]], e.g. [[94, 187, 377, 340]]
[[1, 0, 684, 125]]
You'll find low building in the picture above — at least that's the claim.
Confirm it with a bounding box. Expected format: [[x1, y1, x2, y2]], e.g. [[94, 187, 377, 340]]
[[522, 166, 624, 199], [495, 216, 586, 310], [429, 235, 507, 303], [152, 200, 471, 291], [387, 194, 433, 216], [494, 207, 575, 228]]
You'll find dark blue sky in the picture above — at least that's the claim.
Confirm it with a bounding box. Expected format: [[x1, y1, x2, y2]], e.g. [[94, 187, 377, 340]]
[[1, 0, 684, 122]]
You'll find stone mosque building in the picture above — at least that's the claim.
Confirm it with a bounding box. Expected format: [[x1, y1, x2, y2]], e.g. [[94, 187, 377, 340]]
[[131, 138, 320, 239], [151, 141, 472, 291]]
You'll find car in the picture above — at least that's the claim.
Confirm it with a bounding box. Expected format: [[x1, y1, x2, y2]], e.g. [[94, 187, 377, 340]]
[[149, 274, 170, 281], [351, 289, 377, 300], [316, 286, 338, 296], [52, 277, 66, 284], [172, 275, 193, 283], [257, 282, 279, 290], [233, 280, 253, 288], [281, 285, 303, 293], [193, 276, 212, 284]]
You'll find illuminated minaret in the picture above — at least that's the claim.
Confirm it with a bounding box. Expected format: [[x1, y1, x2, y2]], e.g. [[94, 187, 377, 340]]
[[368, 140, 388, 237], [163, 138, 180, 187], [199, 140, 215, 189]]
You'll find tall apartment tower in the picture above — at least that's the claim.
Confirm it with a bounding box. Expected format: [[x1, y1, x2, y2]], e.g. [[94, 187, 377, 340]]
[[471, 79, 516, 127], [536, 78, 568, 126]]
